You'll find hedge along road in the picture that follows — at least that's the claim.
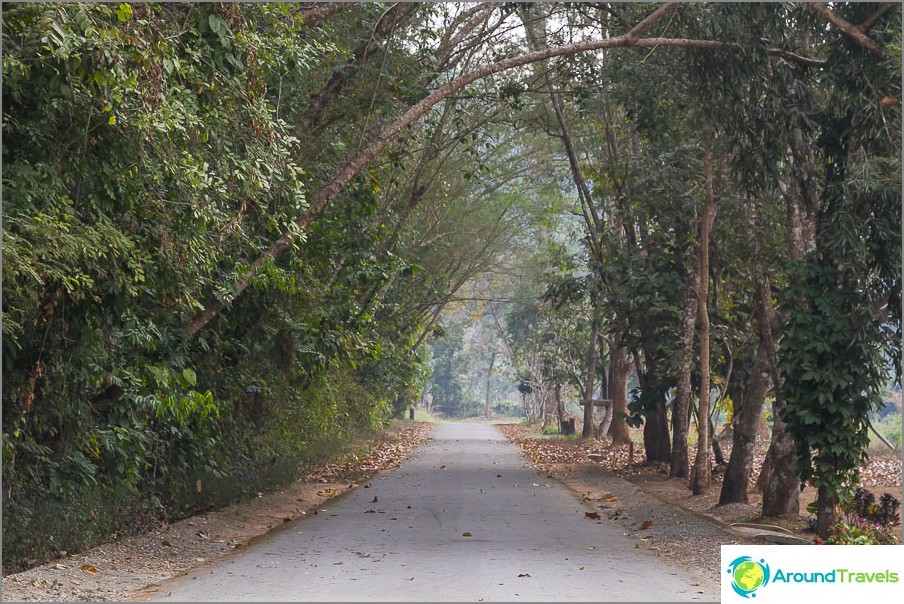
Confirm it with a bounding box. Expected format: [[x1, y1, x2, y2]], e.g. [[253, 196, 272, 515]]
[[145, 423, 720, 602]]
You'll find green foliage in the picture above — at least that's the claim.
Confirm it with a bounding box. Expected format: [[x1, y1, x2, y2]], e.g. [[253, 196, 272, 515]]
[[1, 2, 432, 572], [779, 261, 888, 495]]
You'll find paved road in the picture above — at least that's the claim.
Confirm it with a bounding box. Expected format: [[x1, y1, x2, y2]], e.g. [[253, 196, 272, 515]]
[[150, 423, 719, 601]]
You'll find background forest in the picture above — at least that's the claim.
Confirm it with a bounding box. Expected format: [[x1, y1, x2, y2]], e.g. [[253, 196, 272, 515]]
[[2, 2, 901, 570]]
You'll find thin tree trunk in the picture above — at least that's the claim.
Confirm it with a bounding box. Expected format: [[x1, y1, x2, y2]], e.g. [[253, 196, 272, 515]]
[[710, 415, 726, 465], [670, 238, 702, 479], [582, 308, 601, 438], [692, 137, 718, 495], [484, 349, 496, 420], [555, 383, 565, 432]]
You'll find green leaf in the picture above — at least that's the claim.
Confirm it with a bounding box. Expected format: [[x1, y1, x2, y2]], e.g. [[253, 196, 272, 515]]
[[116, 3, 132, 23], [181, 368, 197, 388]]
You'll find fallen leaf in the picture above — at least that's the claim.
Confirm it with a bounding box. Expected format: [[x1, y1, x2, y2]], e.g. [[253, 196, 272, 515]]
[[575, 566, 585, 571], [518, 573, 531, 578], [372, 496, 378, 503], [462, 531, 473, 537], [79, 564, 98, 575], [497, 474, 503, 478], [640, 520, 653, 530], [585, 511, 601, 520], [162, 540, 172, 547], [440, 465, 447, 470], [881, 96, 899, 107]]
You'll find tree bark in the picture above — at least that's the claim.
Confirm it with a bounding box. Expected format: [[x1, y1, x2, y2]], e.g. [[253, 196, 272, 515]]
[[644, 399, 672, 463], [484, 349, 496, 420], [807, 2, 890, 60], [555, 383, 565, 432], [719, 324, 770, 504], [760, 305, 801, 517], [670, 234, 702, 479], [692, 137, 718, 495], [816, 485, 836, 538], [582, 308, 601, 438], [294, 3, 350, 29], [640, 349, 672, 463], [609, 339, 632, 444]]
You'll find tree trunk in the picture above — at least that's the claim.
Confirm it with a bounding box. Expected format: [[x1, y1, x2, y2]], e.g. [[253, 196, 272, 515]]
[[692, 137, 718, 496], [640, 349, 672, 463], [609, 340, 632, 444], [816, 485, 836, 538], [484, 350, 496, 420], [761, 396, 800, 516], [555, 383, 565, 432], [598, 401, 614, 443], [719, 332, 770, 504], [581, 308, 601, 438], [644, 401, 672, 463], [710, 415, 726, 465], [757, 140, 815, 516], [670, 238, 701, 479]]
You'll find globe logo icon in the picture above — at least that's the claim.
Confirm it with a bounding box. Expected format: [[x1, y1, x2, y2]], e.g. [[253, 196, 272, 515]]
[[727, 556, 770, 598]]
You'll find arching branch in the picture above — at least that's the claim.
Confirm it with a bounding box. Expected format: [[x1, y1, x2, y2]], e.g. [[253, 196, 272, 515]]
[[184, 10, 807, 336]]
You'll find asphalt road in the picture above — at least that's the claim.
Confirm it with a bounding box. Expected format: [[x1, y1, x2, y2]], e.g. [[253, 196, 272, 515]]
[[150, 423, 719, 601]]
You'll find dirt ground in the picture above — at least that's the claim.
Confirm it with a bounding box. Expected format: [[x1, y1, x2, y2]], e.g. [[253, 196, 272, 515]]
[[496, 423, 903, 545], [2, 420, 900, 602]]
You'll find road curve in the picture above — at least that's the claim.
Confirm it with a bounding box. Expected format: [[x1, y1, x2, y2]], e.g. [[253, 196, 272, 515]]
[[147, 423, 719, 601]]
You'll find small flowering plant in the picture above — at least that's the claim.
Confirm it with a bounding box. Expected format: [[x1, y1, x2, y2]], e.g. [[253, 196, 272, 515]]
[[813, 487, 901, 545], [820, 518, 898, 545]]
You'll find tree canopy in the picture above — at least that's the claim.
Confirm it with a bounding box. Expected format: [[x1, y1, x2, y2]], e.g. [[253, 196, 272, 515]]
[[2, 2, 900, 568]]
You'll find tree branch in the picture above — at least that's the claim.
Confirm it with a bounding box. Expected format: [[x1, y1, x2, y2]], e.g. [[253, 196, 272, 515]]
[[808, 2, 889, 60], [294, 3, 349, 29], [859, 2, 896, 33], [184, 18, 792, 335]]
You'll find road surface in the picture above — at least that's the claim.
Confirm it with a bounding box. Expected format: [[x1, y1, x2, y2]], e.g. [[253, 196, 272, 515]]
[[148, 423, 719, 601]]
